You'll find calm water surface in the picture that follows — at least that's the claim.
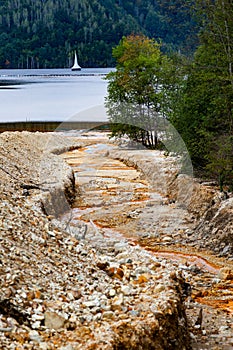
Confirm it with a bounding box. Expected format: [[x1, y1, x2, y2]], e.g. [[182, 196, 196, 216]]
[[0, 68, 114, 122]]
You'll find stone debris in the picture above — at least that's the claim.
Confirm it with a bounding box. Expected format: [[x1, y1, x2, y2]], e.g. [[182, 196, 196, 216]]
[[107, 146, 233, 258], [65, 138, 233, 349], [1, 131, 233, 349], [0, 132, 191, 349]]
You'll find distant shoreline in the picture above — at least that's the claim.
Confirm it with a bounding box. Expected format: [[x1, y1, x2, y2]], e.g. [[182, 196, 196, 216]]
[[0, 121, 108, 133]]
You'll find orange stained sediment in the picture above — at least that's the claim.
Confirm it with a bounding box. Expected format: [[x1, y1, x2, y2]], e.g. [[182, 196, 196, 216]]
[[195, 296, 233, 314], [150, 250, 220, 274], [63, 143, 233, 315]]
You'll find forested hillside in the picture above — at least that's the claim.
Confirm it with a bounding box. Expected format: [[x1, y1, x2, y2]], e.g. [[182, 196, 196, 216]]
[[0, 0, 197, 68]]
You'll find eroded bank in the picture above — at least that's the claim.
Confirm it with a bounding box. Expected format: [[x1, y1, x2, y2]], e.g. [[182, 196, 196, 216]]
[[62, 139, 233, 349], [0, 132, 191, 349]]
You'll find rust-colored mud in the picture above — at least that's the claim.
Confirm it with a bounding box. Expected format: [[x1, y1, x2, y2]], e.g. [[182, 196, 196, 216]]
[[138, 243, 220, 274], [63, 144, 233, 316], [195, 283, 233, 314], [137, 239, 233, 314]]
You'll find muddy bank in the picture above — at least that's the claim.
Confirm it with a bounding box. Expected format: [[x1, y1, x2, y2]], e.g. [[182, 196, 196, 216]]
[[107, 147, 233, 258], [0, 132, 191, 349], [64, 141, 233, 349]]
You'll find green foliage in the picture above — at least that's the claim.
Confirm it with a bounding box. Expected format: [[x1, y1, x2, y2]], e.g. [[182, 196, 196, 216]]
[[105, 34, 179, 149], [171, 0, 233, 190], [0, 0, 198, 68]]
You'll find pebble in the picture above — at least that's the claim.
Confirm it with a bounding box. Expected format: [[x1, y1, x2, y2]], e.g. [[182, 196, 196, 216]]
[[218, 267, 233, 280], [162, 236, 173, 242], [31, 321, 41, 329], [44, 311, 66, 330], [83, 299, 100, 308], [29, 330, 42, 342], [154, 284, 166, 294], [121, 286, 131, 296], [59, 345, 74, 350], [102, 311, 114, 320], [40, 343, 49, 350], [114, 242, 128, 253], [109, 289, 116, 297]]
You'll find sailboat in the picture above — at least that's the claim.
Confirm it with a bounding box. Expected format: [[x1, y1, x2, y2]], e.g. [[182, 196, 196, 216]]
[[71, 51, 81, 71]]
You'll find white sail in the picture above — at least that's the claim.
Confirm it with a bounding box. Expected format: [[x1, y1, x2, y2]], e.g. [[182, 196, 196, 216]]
[[71, 51, 81, 71]]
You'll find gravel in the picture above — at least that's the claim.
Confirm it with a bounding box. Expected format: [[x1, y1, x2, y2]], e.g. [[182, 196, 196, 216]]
[[0, 131, 191, 349]]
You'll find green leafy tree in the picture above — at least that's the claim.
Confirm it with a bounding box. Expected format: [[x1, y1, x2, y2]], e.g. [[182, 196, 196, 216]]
[[105, 34, 178, 148], [171, 0, 233, 189]]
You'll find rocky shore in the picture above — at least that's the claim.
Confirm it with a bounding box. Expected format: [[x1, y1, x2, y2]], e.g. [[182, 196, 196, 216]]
[[0, 132, 191, 349]]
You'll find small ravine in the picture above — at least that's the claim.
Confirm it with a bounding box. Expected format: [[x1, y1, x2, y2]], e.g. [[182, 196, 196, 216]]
[[62, 142, 233, 349]]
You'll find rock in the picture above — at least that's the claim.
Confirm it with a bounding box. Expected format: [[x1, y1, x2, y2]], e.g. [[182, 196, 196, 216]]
[[219, 325, 230, 333], [114, 242, 128, 253], [83, 299, 100, 308], [102, 311, 114, 320], [134, 274, 149, 284], [129, 310, 140, 317], [218, 267, 233, 281], [44, 311, 66, 330], [1, 132, 220, 349], [162, 236, 173, 242], [135, 266, 151, 275], [121, 286, 131, 296], [31, 314, 45, 321], [93, 313, 102, 321], [72, 289, 82, 300], [59, 345, 74, 350], [154, 284, 166, 294], [106, 267, 124, 279], [109, 289, 116, 297], [96, 261, 110, 270], [111, 293, 124, 310], [29, 330, 42, 342], [222, 245, 232, 255]]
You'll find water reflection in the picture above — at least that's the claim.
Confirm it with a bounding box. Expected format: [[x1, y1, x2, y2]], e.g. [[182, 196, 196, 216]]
[[0, 80, 31, 88], [0, 68, 113, 122]]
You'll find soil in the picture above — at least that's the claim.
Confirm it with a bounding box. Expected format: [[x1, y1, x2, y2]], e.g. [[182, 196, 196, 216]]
[[62, 138, 233, 349], [1, 131, 233, 349]]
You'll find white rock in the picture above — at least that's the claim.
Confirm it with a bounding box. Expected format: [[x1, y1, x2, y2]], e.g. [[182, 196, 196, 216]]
[[93, 313, 102, 321], [31, 321, 41, 329], [67, 292, 74, 301], [121, 286, 131, 296], [135, 267, 151, 275], [29, 330, 42, 342], [59, 345, 74, 350], [83, 299, 100, 308], [109, 289, 116, 297], [219, 325, 230, 333], [162, 236, 173, 242], [69, 314, 78, 323], [114, 242, 128, 253], [31, 314, 45, 321], [112, 293, 124, 306]]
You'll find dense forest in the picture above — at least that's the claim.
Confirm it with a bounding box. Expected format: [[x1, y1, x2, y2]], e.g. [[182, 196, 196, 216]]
[[105, 0, 233, 189], [0, 0, 198, 68]]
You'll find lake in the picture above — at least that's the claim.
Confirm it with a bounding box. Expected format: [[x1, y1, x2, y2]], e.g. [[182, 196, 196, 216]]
[[0, 68, 114, 123]]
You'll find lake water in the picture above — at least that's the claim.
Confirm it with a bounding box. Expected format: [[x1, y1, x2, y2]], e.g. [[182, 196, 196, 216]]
[[0, 68, 114, 123]]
